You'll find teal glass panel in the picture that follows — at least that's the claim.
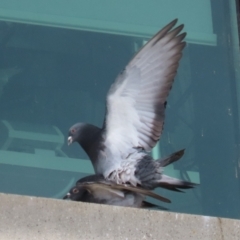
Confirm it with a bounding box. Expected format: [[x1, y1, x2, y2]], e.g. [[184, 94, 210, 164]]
[[0, 0, 216, 44], [0, 0, 239, 219]]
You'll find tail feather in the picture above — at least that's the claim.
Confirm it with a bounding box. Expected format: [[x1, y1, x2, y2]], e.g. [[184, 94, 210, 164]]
[[157, 149, 185, 167], [136, 149, 185, 182], [135, 149, 197, 191], [158, 175, 197, 192]]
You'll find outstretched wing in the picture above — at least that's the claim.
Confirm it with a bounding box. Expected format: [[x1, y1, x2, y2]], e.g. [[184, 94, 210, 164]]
[[103, 19, 186, 157]]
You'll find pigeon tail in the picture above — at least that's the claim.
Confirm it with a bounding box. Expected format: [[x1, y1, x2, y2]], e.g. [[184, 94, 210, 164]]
[[157, 149, 185, 167], [134, 150, 197, 191], [156, 175, 196, 192]]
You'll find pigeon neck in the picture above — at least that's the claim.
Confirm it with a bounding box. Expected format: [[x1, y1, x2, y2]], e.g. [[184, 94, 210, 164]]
[[77, 124, 102, 160]]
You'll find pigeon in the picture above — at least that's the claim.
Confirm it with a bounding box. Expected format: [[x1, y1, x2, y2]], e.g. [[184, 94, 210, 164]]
[[63, 174, 169, 209], [68, 19, 195, 190]]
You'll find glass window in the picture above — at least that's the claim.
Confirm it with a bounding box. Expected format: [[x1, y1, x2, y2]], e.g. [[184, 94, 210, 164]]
[[0, 0, 239, 219]]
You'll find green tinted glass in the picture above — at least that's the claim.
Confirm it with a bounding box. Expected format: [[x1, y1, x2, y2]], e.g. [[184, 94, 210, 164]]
[[0, 0, 239, 219]]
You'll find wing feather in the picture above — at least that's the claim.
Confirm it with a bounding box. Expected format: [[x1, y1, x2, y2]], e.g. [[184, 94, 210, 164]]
[[81, 181, 171, 203], [104, 19, 186, 157]]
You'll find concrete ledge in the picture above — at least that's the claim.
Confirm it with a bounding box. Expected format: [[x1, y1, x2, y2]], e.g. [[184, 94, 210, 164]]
[[0, 193, 239, 240]]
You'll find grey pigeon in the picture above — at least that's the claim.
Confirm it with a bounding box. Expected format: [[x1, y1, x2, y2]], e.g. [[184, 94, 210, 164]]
[[63, 174, 170, 209], [68, 19, 195, 190]]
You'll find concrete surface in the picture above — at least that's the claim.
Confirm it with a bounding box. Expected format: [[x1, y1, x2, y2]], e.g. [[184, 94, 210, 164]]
[[0, 193, 239, 240]]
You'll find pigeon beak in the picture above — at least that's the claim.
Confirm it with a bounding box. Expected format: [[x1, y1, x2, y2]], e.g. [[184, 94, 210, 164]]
[[63, 193, 70, 199], [67, 136, 73, 145]]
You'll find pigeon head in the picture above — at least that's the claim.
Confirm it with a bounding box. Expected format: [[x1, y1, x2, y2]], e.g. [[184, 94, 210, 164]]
[[67, 123, 86, 145], [63, 186, 86, 201], [67, 122, 102, 163]]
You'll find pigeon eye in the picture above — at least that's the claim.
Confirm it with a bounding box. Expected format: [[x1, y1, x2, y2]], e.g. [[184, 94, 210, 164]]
[[71, 129, 75, 134], [72, 188, 79, 194]]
